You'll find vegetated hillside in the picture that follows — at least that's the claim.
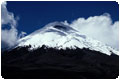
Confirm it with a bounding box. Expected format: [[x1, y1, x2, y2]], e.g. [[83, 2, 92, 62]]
[[1, 45, 119, 79]]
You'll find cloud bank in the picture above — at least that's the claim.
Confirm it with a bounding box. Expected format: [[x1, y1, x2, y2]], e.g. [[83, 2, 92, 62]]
[[1, 2, 26, 48], [67, 13, 119, 50]]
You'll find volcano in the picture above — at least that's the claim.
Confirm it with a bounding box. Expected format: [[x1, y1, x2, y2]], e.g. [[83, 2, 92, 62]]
[[1, 22, 119, 79]]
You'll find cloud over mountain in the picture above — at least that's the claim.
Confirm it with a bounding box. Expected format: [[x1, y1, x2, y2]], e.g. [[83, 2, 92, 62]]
[[67, 13, 119, 50]]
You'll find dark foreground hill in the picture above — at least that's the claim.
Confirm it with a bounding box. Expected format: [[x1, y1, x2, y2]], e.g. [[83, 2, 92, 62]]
[[1, 45, 119, 79]]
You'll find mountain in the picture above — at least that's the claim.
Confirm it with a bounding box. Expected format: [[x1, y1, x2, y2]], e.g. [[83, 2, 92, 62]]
[[1, 22, 119, 79], [17, 22, 118, 56]]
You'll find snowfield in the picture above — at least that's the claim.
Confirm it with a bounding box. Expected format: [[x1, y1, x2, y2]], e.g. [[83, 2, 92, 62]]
[[17, 22, 118, 56]]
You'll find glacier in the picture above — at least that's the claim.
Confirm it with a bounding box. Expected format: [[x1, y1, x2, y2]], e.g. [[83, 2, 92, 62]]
[[16, 22, 119, 56]]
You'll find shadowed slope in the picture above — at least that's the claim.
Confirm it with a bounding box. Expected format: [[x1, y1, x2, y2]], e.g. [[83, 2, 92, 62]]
[[2, 46, 119, 79]]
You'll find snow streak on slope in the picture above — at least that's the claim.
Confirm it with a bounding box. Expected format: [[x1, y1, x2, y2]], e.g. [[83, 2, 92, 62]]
[[17, 22, 118, 56]]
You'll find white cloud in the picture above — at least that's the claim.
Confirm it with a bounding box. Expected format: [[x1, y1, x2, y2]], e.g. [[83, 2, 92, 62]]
[[1, 1, 26, 49], [1, 2, 17, 28], [1, 28, 18, 47], [68, 13, 119, 50]]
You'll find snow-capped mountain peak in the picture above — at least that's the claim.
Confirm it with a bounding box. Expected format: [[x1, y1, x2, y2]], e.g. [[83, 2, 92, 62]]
[[17, 22, 118, 56]]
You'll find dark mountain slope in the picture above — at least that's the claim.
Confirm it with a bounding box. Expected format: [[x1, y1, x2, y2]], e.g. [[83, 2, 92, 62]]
[[1, 46, 119, 79]]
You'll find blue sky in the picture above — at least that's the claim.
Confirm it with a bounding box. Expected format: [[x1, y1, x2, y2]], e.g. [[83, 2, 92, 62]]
[[6, 1, 119, 34]]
